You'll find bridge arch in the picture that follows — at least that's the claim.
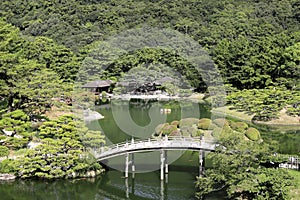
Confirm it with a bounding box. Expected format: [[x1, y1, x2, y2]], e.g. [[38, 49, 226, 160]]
[[93, 136, 216, 180]]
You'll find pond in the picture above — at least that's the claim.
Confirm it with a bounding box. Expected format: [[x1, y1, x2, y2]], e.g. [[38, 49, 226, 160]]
[[90, 99, 300, 155], [0, 99, 298, 200], [0, 169, 224, 200]]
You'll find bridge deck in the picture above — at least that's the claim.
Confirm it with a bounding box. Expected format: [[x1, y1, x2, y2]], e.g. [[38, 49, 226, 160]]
[[94, 136, 217, 161]]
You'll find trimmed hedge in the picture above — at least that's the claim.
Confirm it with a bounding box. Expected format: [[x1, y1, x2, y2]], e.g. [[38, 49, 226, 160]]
[[198, 118, 213, 130], [154, 123, 169, 136], [170, 120, 180, 127], [169, 130, 181, 136], [230, 121, 249, 133], [161, 125, 178, 136], [179, 118, 199, 127], [245, 128, 260, 141]]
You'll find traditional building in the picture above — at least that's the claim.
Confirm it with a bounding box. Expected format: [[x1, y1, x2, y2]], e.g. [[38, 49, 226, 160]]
[[81, 80, 113, 94]]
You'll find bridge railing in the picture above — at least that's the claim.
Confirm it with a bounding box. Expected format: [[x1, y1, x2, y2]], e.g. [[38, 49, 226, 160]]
[[93, 136, 217, 157]]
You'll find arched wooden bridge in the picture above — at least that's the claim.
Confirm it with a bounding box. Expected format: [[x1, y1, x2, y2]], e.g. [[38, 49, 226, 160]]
[[93, 136, 217, 180]]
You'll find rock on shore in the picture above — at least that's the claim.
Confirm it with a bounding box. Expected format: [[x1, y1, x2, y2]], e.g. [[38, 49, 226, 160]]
[[0, 173, 16, 181]]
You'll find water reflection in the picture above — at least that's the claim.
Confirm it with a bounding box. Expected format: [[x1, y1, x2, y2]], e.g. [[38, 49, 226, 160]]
[[0, 169, 226, 200]]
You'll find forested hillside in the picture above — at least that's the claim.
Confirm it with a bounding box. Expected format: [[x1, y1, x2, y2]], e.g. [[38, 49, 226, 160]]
[[1, 0, 299, 87], [0, 1, 299, 198], [1, 0, 299, 121]]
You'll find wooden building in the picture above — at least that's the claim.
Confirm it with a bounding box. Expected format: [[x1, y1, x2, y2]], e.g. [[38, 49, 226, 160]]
[[81, 80, 113, 94]]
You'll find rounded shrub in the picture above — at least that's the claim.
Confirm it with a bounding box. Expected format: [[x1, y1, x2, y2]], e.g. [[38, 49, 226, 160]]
[[213, 118, 229, 127], [245, 127, 260, 141], [179, 118, 199, 128], [161, 125, 178, 136], [170, 120, 180, 127], [169, 130, 181, 136], [230, 121, 248, 133], [101, 91, 107, 97], [155, 123, 169, 136], [222, 124, 233, 133], [198, 118, 212, 130]]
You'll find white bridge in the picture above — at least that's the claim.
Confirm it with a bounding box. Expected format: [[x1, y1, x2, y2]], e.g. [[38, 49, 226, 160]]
[[93, 136, 217, 180]]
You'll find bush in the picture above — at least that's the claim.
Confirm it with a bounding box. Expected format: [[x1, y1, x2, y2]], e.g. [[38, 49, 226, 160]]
[[245, 128, 260, 141], [213, 118, 229, 127], [212, 127, 223, 138], [101, 91, 107, 97], [223, 125, 233, 133], [179, 118, 199, 128], [180, 126, 191, 137], [161, 125, 178, 136], [169, 130, 181, 136], [170, 120, 180, 127], [154, 123, 169, 136], [192, 129, 203, 137], [198, 118, 212, 130], [230, 121, 248, 133]]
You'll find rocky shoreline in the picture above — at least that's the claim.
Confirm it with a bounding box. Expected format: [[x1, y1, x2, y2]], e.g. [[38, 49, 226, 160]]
[[0, 169, 104, 181], [0, 173, 16, 181]]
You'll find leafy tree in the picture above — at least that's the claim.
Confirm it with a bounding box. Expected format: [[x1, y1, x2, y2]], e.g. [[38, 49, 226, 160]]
[[81, 130, 105, 150], [0, 19, 70, 116], [22, 36, 80, 81], [227, 88, 299, 121], [13, 115, 105, 179], [196, 130, 294, 199]]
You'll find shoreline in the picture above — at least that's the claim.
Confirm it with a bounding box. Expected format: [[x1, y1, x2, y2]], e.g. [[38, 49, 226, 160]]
[[110, 93, 205, 102]]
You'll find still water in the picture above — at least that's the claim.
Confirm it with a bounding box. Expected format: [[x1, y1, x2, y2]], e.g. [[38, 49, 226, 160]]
[[0, 169, 224, 200], [0, 99, 298, 200]]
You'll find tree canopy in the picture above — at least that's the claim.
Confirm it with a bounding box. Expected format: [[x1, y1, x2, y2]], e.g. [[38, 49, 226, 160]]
[[196, 130, 295, 199]]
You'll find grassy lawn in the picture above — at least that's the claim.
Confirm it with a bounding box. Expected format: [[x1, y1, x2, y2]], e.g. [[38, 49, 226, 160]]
[[212, 105, 254, 122], [212, 105, 300, 127], [289, 170, 300, 200]]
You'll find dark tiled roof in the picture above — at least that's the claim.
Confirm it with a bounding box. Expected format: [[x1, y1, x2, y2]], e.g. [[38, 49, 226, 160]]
[[81, 80, 112, 88]]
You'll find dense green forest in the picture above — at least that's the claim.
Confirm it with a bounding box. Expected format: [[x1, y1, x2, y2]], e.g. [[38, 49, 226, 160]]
[[0, 0, 299, 198], [0, 0, 299, 120]]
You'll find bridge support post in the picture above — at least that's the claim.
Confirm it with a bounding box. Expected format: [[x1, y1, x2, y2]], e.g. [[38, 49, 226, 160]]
[[125, 153, 129, 178], [165, 150, 168, 174], [125, 177, 129, 198], [131, 153, 135, 172], [199, 150, 204, 177], [132, 153, 135, 179], [160, 179, 164, 200], [160, 150, 165, 180]]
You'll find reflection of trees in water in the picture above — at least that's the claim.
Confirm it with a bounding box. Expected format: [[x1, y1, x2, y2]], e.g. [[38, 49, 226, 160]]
[[0, 178, 104, 200], [129, 99, 157, 110], [0, 175, 157, 200]]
